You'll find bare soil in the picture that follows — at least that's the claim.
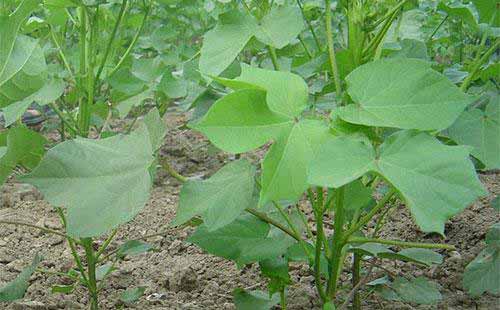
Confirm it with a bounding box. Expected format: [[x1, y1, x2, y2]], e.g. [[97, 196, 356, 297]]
[[0, 112, 498, 309]]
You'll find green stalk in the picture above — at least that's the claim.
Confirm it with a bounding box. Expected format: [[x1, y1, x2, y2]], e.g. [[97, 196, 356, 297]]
[[77, 6, 90, 137], [352, 254, 361, 310], [347, 236, 456, 250], [344, 188, 396, 238], [298, 34, 313, 59], [107, 2, 150, 78], [160, 160, 188, 183], [49, 27, 75, 82], [326, 186, 346, 299], [324, 0, 342, 95], [296, 0, 322, 52], [461, 38, 500, 92], [313, 199, 328, 302], [49, 102, 78, 134], [95, 0, 128, 82], [347, 1, 365, 68], [82, 238, 99, 310], [427, 14, 448, 42], [95, 229, 118, 259], [268, 46, 280, 71], [280, 288, 287, 310], [368, 0, 408, 30]]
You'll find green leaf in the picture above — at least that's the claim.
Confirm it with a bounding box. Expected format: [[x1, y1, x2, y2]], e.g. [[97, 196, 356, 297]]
[[193, 89, 292, 153], [391, 276, 442, 304], [0, 126, 47, 185], [21, 110, 166, 237], [115, 88, 154, 119], [51, 284, 74, 294], [255, 5, 304, 49], [337, 58, 474, 131], [199, 10, 257, 77], [395, 248, 443, 266], [0, 254, 42, 302], [447, 100, 500, 170], [438, 2, 479, 32], [172, 160, 256, 230], [464, 246, 500, 296], [309, 131, 486, 234], [158, 73, 187, 99], [473, 0, 500, 27], [486, 222, 500, 248], [234, 64, 308, 118], [188, 214, 295, 265], [492, 196, 500, 211], [260, 119, 329, 205], [116, 240, 153, 258], [95, 263, 115, 281], [0, 35, 47, 107], [120, 286, 146, 303], [233, 288, 280, 310], [2, 78, 65, 126]]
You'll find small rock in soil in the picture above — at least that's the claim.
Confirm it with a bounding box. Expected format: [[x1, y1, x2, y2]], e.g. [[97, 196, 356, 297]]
[[166, 266, 198, 292], [12, 300, 47, 310], [0, 250, 15, 264]]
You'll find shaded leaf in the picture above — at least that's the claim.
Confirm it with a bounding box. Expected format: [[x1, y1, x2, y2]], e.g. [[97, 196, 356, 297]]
[[0, 254, 42, 301]]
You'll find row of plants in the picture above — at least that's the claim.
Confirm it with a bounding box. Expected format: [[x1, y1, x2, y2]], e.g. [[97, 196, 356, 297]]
[[0, 0, 498, 309]]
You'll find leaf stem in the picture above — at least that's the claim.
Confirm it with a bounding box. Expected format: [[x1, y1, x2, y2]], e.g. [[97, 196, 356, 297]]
[[267, 46, 280, 71], [296, 0, 322, 52], [95, 229, 118, 260], [461, 39, 500, 92], [49, 27, 75, 82], [107, 1, 150, 78], [326, 186, 346, 299], [344, 188, 396, 238], [312, 198, 327, 302], [427, 14, 448, 42], [347, 236, 456, 250], [82, 238, 99, 310], [324, 0, 342, 95], [0, 220, 75, 241], [95, 0, 128, 82], [160, 159, 188, 183]]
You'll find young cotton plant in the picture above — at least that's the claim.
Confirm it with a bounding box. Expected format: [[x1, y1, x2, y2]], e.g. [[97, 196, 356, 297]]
[[0, 109, 165, 308], [172, 61, 487, 308]]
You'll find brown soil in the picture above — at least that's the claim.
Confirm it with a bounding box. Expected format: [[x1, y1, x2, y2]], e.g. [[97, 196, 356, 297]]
[[0, 112, 498, 309]]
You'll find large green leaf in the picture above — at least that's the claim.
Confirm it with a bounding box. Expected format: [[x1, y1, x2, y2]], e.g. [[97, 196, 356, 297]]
[[0, 254, 42, 301], [193, 89, 292, 153], [391, 276, 442, 304], [21, 109, 166, 237], [0, 126, 47, 185], [337, 59, 474, 131], [172, 160, 256, 231], [309, 130, 486, 234], [447, 100, 499, 170], [255, 5, 304, 49], [199, 10, 257, 78], [260, 119, 329, 205], [188, 214, 295, 265]]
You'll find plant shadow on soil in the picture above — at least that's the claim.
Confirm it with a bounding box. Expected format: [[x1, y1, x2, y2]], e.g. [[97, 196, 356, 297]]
[[0, 111, 498, 309]]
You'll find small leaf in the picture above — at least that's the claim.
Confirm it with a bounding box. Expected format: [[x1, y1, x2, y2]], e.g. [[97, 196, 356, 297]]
[[391, 276, 442, 304], [95, 263, 114, 281], [51, 284, 74, 294], [233, 288, 280, 310], [0, 254, 42, 301], [117, 240, 153, 258], [120, 286, 146, 303], [255, 5, 304, 49], [158, 73, 187, 99], [172, 160, 256, 230], [463, 246, 500, 296], [492, 196, 500, 211]]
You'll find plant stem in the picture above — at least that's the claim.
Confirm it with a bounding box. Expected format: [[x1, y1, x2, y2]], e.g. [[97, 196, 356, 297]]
[[324, 0, 342, 95], [298, 34, 313, 59], [0, 220, 75, 240], [313, 201, 327, 302], [82, 238, 99, 310], [95, 229, 118, 259], [296, 0, 322, 52], [347, 236, 456, 250], [95, 0, 128, 82], [461, 39, 500, 91], [161, 160, 188, 183], [344, 188, 396, 238], [49, 27, 75, 82], [268, 46, 280, 70], [246, 208, 300, 242], [296, 204, 313, 239], [352, 253, 361, 310], [427, 14, 448, 42], [326, 186, 346, 299], [280, 287, 287, 310], [49, 102, 78, 134], [369, 0, 408, 30], [107, 2, 150, 78]]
